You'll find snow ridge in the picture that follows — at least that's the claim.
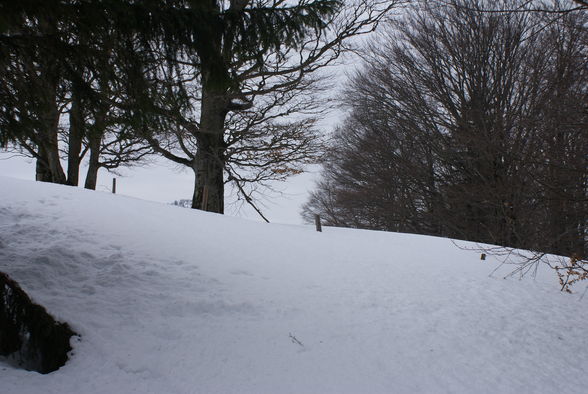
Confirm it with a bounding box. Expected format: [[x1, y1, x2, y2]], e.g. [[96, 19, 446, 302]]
[[0, 176, 586, 394]]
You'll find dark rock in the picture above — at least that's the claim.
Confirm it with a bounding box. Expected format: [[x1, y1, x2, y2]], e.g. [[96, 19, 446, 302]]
[[0, 271, 77, 374]]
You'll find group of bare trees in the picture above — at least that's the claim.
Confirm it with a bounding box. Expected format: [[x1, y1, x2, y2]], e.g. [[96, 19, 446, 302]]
[[1, 0, 397, 216], [304, 0, 588, 259], [3, 0, 585, 254], [0, 1, 156, 188], [136, 0, 398, 214]]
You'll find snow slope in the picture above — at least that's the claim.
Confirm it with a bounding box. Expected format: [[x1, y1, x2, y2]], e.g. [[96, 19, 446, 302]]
[[0, 176, 586, 394]]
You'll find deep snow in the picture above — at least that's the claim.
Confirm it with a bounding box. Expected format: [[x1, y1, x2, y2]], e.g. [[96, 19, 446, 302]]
[[0, 176, 586, 394]]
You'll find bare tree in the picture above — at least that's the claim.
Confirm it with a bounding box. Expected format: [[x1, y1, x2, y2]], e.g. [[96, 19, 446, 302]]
[[0, 1, 156, 187], [304, 0, 588, 261], [137, 0, 401, 215]]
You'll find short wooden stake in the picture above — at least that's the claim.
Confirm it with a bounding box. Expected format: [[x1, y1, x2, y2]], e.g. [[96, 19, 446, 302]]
[[112, 178, 116, 194], [315, 214, 322, 232], [201, 185, 209, 211]]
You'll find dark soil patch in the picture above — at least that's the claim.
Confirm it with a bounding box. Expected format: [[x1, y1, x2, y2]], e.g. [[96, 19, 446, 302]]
[[0, 271, 77, 374]]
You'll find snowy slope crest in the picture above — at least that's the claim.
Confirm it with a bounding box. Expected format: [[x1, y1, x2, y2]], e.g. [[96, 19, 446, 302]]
[[0, 176, 586, 394]]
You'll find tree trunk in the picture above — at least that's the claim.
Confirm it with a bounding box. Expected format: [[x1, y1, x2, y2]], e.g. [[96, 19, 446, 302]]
[[84, 104, 106, 190], [35, 15, 66, 185], [193, 50, 230, 213], [45, 144, 66, 184], [192, 132, 225, 213], [66, 87, 84, 186], [84, 133, 101, 190], [37, 126, 66, 184], [35, 145, 52, 182]]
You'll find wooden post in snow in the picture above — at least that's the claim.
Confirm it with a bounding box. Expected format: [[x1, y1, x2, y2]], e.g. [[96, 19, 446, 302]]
[[112, 178, 116, 194], [315, 214, 322, 232]]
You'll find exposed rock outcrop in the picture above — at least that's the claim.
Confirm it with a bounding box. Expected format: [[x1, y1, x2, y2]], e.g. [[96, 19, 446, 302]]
[[0, 271, 77, 374]]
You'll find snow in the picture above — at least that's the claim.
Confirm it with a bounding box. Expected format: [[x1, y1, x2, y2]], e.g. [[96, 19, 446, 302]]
[[0, 175, 586, 393]]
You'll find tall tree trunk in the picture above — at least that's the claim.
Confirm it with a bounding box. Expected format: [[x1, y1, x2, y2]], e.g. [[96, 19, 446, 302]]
[[84, 104, 107, 190], [35, 145, 52, 182], [191, 132, 225, 212], [35, 13, 66, 185], [67, 87, 84, 186], [45, 143, 66, 184], [84, 133, 101, 190], [193, 50, 230, 213], [37, 118, 66, 184]]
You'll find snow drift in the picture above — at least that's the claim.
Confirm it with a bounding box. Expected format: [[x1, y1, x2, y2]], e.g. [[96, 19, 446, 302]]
[[0, 176, 586, 393]]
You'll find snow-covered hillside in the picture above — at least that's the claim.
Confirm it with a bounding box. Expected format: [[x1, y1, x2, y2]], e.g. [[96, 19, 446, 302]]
[[0, 176, 586, 394]]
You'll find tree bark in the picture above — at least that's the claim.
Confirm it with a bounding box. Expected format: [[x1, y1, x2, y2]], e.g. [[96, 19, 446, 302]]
[[84, 133, 101, 190], [35, 145, 53, 182], [35, 14, 66, 185], [84, 103, 107, 190], [67, 87, 84, 186], [192, 132, 225, 213], [192, 19, 230, 213], [37, 122, 66, 184]]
